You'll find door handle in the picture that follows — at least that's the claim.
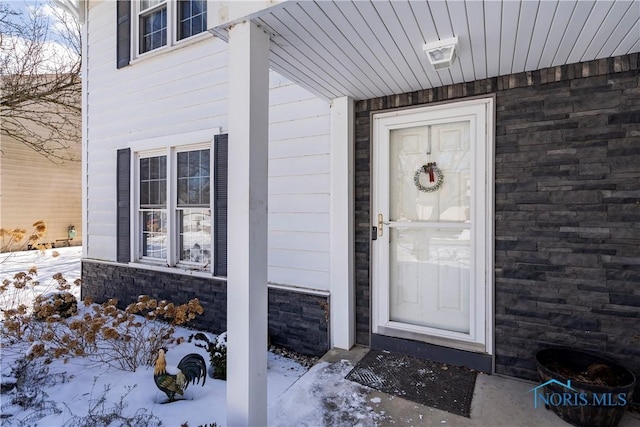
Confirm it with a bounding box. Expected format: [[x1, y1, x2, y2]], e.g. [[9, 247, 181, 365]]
[[378, 214, 384, 237]]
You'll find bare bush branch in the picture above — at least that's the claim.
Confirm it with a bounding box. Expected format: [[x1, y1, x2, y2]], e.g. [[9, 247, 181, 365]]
[[0, 1, 81, 164]]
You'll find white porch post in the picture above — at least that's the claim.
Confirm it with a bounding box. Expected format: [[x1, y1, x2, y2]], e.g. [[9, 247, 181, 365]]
[[329, 96, 355, 349], [226, 21, 270, 427]]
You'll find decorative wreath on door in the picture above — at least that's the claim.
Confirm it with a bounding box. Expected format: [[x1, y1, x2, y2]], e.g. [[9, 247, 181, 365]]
[[414, 162, 444, 192]]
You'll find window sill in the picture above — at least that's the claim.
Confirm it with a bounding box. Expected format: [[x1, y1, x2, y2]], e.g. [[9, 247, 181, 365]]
[[128, 261, 226, 281], [129, 31, 214, 66]]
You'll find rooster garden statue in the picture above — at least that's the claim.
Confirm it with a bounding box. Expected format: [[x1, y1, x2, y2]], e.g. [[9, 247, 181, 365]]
[[154, 348, 207, 402]]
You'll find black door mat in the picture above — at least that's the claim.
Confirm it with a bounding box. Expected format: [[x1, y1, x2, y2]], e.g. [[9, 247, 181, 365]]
[[345, 349, 477, 418]]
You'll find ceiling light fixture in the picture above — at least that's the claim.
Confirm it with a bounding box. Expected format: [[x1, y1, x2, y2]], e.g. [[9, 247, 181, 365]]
[[423, 36, 458, 70]]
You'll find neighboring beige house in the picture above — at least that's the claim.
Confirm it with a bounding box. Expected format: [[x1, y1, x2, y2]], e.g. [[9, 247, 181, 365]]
[[0, 123, 82, 251]]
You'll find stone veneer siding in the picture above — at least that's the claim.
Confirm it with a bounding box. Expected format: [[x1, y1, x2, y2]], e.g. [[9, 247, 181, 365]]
[[355, 54, 639, 396], [82, 260, 329, 357]]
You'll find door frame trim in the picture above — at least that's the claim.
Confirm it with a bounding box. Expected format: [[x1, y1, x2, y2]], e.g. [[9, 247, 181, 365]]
[[370, 96, 495, 356]]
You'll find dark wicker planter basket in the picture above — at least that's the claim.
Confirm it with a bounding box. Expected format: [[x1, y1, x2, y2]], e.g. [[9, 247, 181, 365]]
[[536, 348, 636, 427]]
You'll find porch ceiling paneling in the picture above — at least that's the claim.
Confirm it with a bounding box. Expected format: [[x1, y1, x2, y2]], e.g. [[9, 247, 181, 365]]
[[215, 0, 640, 101]]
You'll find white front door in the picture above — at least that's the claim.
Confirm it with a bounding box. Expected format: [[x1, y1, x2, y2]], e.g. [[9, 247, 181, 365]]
[[372, 98, 494, 353]]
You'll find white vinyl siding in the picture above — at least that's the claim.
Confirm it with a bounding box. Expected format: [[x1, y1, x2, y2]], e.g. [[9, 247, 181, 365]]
[[85, 2, 331, 290], [267, 72, 331, 290], [85, 2, 226, 261]]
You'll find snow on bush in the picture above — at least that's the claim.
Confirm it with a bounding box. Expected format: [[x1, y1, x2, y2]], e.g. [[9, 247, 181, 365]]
[[188, 331, 227, 380]]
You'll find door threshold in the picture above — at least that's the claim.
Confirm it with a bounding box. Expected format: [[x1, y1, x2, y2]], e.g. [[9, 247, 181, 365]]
[[371, 333, 493, 373], [375, 324, 486, 353]]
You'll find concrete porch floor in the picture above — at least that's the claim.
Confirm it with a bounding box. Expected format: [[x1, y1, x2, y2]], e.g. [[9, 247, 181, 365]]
[[272, 346, 640, 427]]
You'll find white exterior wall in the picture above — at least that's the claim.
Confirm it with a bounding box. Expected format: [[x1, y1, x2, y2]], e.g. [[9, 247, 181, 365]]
[[85, 2, 330, 291], [267, 73, 331, 290]]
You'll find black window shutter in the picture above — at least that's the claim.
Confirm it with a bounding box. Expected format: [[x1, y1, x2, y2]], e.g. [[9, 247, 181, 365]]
[[117, 148, 131, 263], [214, 134, 228, 276], [116, 0, 131, 69]]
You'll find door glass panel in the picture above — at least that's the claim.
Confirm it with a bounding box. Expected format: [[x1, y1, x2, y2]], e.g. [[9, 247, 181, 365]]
[[389, 227, 470, 333], [389, 122, 471, 223], [387, 120, 472, 335]]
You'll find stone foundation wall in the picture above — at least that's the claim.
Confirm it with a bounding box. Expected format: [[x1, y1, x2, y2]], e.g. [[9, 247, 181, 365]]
[[82, 261, 329, 356]]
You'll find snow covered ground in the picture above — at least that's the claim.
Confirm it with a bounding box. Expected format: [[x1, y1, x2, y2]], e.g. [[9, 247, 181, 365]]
[[0, 247, 382, 426], [0, 246, 83, 309], [0, 246, 82, 281], [1, 327, 308, 426]]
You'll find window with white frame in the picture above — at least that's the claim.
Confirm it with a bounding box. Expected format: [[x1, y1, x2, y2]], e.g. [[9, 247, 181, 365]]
[[139, 155, 167, 259], [139, 0, 167, 53], [136, 0, 207, 55], [178, 0, 207, 41], [176, 149, 211, 264], [137, 147, 211, 269]]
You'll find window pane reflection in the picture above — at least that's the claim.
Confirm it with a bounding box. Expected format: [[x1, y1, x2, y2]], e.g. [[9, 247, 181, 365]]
[[142, 210, 167, 259], [178, 0, 207, 40], [179, 208, 211, 264], [140, 7, 167, 53], [177, 149, 210, 207]]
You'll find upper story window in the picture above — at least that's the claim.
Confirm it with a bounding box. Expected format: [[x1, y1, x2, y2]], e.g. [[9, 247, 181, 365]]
[[135, 0, 208, 56], [139, 0, 167, 53], [178, 0, 207, 41], [117, 1, 210, 67]]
